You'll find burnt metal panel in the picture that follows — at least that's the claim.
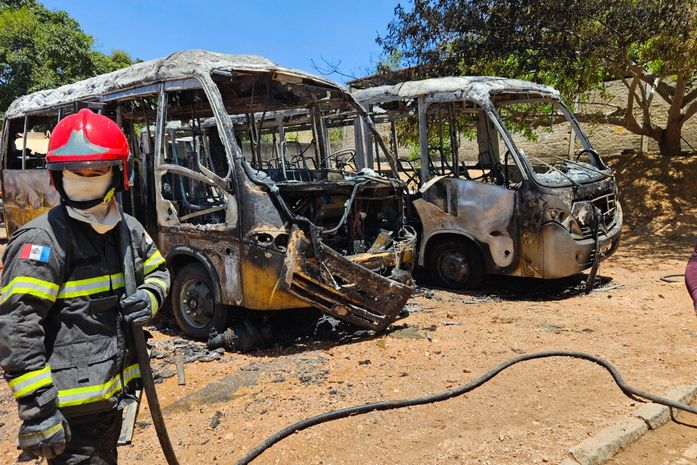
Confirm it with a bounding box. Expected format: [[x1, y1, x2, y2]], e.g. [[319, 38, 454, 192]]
[[281, 226, 415, 331], [7, 50, 344, 119], [417, 178, 516, 271], [159, 228, 244, 306], [3, 170, 59, 234], [354, 76, 560, 109]]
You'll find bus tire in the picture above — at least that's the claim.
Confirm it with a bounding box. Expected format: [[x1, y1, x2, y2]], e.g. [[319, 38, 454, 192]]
[[427, 239, 485, 289], [171, 262, 227, 339]]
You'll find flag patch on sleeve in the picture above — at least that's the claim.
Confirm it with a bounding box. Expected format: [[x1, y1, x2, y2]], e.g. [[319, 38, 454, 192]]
[[19, 243, 52, 262]]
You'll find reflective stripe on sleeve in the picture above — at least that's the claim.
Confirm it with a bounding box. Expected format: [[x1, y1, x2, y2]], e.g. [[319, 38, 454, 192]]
[[57, 363, 141, 408], [144, 290, 159, 316], [17, 421, 64, 447], [144, 250, 166, 275], [1, 277, 59, 303], [7, 365, 53, 399], [57, 273, 124, 299], [144, 276, 169, 294]]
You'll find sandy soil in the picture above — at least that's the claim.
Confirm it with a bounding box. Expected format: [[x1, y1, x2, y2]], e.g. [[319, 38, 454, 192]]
[[1, 153, 696, 465]]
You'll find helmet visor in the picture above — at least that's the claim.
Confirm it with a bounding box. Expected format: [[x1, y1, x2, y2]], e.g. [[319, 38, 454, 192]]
[[46, 159, 121, 171]]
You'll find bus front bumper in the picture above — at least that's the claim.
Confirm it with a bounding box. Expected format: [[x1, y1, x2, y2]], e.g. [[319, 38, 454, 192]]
[[541, 206, 623, 279]]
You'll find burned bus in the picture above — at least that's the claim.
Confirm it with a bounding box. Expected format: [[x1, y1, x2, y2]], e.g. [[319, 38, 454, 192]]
[[0, 50, 416, 340], [353, 77, 622, 289]]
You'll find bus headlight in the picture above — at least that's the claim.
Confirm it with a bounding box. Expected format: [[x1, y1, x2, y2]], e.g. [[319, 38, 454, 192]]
[[571, 201, 593, 227], [559, 211, 583, 237], [547, 208, 583, 238]]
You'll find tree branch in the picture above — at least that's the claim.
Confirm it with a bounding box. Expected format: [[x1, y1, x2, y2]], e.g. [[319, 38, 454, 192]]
[[668, 75, 687, 125], [622, 76, 644, 134], [639, 74, 674, 104], [623, 75, 646, 111], [683, 87, 697, 106], [575, 112, 632, 129], [681, 100, 697, 124], [637, 81, 653, 134], [310, 57, 359, 81]]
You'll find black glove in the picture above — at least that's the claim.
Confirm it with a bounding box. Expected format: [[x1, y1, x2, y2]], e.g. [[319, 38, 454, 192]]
[[18, 408, 71, 459], [120, 289, 155, 325]]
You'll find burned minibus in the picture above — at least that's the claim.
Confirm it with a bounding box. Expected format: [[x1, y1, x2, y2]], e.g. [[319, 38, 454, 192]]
[[353, 77, 622, 289], [0, 50, 416, 340]]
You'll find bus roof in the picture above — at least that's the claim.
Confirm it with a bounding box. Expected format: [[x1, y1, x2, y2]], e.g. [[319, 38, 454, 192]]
[[5, 49, 343, 118], [352, 76, 560, 108]]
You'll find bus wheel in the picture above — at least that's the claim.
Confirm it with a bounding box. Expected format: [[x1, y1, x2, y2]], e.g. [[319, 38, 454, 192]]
[[171, 262, 226, 339], [427, 239, 485, 289]]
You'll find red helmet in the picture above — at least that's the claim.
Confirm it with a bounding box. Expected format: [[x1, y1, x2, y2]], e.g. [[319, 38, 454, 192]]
[[47, 108, 130, 190]]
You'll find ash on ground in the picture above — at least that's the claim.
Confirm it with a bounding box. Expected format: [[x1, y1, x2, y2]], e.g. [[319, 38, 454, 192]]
[[149, 338, 224, 383], [206, 309, 392, 354]]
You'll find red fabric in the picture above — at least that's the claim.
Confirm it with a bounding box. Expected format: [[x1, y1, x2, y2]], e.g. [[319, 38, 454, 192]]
[[685, 242, 697, 305], [19, 243, 32, 260]]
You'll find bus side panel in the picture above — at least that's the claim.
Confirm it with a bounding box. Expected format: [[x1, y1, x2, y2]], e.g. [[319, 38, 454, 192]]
[[3, 169, 59, 234], [417, 178, 517, 272], [240, 240, 309, 310], [157, 227, 247, 307]]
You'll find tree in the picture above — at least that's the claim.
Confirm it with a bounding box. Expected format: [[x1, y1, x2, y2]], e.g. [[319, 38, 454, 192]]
[[0, 0, 136, 116], [93, 49, 140, 75], [379, 0, 697, 156]]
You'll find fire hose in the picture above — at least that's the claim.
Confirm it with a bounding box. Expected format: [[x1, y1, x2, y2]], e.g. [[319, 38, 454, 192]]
[[118, 210, 181, 465], [584, 206, 602, 294], [660, 274, 685, 283], [234, 350, 697, 465]]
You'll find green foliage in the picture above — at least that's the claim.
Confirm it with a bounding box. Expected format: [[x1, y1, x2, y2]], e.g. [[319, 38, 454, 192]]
[[0, 0, 36, 9], [395, 111, 480, 163], [405, 141, 420, 162], [285, 131, 300, 143], [378, 0, 697, 155], [381, 1, 665, 97], [376, 49, 403, 74], [328, 127, 344, 146], [497, 102, 562, 142], [0, 1, 137, 117], [93, 49, 140, 75]]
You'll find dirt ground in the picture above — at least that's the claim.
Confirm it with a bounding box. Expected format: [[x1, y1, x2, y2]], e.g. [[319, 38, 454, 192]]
[[1, 153, 696, 465]]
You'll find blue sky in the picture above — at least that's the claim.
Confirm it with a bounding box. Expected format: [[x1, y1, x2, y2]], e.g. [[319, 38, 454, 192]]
[[41, 0, 402, 84]]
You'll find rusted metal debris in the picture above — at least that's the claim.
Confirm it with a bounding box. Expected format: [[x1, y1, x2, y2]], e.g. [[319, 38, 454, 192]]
[[281, 225, 416, 331]]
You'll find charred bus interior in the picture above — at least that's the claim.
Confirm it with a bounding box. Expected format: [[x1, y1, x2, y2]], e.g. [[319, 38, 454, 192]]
[[131, 71, 406, 260], [225, 107, 405, 257]]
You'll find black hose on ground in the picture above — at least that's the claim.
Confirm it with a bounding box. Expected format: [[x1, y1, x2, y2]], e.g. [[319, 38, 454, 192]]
[[660, 274, 685, 283], [233, 350, 697, 465]]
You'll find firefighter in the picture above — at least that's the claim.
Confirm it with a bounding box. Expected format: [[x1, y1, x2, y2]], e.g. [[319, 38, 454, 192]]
[[0, 108, 170, 464]]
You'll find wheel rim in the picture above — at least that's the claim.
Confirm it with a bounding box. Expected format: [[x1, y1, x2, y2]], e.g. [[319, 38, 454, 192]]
[[178, 276, 214, 329], [437, 248, 470, 285]]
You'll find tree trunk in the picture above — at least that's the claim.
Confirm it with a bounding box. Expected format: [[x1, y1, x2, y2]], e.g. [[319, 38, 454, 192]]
[[657, 123, 684, 156]]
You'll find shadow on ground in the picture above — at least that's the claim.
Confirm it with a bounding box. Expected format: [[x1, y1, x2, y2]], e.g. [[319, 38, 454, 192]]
[[412, 267, 616, 303], [608, 153, 697, 261]]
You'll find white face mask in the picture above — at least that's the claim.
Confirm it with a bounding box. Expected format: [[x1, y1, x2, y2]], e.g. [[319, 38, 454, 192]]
[[66, 199, 122, 234], [62, 170, 113, 202]]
